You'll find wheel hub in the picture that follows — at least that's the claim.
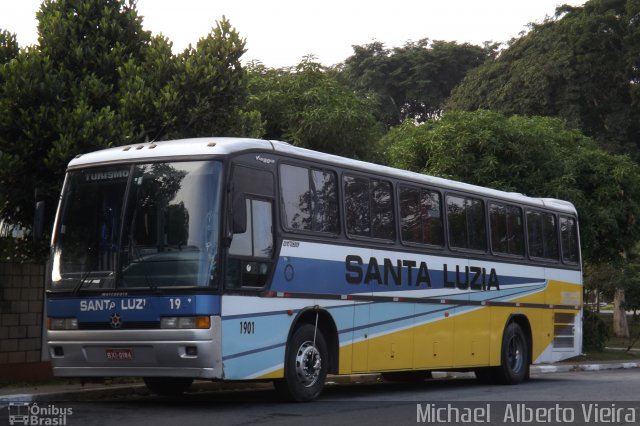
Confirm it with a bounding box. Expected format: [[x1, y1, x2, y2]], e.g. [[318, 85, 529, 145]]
[[508, 335, 524, 373], [295, 341, 322, 387]]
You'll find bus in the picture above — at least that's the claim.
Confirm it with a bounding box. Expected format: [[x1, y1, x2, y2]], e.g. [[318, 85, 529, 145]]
[[46, 137, 582, 401], [8, 402, 29, 425]]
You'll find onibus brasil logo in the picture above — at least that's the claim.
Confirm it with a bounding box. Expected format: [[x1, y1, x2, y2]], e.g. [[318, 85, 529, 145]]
[[8, 402, 73, 425]]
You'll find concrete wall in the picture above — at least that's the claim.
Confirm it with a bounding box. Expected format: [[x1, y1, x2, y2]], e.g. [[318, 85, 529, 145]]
[[0, 262, 50, 379]]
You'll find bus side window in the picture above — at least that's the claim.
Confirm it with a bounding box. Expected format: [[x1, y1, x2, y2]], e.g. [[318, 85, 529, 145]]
[[489, 202, 524, 256], [446, 194, 486, 251], [399, 185, 443, 246], [344, 175, 395, 240], [560, 216, 579, 264], [280, 164, 339, 234], [526, 210, 558, 261]]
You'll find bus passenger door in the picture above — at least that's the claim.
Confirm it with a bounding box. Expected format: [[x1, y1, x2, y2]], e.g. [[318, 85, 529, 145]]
[[225, 165, 275, 289], [221, 164, 282, 380]]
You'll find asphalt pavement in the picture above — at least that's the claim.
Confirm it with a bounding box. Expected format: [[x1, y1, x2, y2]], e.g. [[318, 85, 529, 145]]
[[1, 359, 639, 406]]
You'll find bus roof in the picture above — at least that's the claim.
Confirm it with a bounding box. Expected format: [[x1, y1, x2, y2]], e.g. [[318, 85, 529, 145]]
[[67, 137, 577, 215]]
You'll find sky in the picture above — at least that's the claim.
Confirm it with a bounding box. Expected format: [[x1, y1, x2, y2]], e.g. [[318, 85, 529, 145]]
[[0, 0, 586, 68]]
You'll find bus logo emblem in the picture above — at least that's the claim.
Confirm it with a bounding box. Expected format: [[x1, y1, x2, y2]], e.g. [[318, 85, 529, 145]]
[[110, 313, 122, 329]]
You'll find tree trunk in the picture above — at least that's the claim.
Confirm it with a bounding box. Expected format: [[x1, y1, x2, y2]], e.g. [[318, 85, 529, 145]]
[[613, 288, 629, 338]]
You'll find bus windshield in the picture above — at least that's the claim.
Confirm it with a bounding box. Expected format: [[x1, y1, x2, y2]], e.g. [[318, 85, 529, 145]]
[[50, 160, 222, 291]]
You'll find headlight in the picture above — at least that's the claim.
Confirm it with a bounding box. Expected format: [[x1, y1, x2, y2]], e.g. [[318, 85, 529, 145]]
[[48, 317, 79, 330], [161, 316, 210, 329]]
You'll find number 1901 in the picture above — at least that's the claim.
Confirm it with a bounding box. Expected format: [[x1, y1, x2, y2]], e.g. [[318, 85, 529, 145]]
[[240, 321, 255, 334]]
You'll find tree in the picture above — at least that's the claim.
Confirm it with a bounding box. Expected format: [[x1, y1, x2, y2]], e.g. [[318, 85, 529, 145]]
[[247, 57, 383, 160], [339, 39, 495, 127], [0, 1, 258, 254], [385, 111, 640, 338], [166, 17, 258, 139], [616, 243, 640, 342], [117, 17, 261, 143], [0, 30, 19, 64], [384, 110, 640, 267], [445, 0, 640, 339], [0, 0, 150, 234], [447, 0, 640, 157]]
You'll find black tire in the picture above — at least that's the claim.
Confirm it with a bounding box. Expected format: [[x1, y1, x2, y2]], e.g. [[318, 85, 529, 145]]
[[494, 322, 529, 385], [275, 324, 328, 402], [381, 370, 432, 383], [473, 367, 495, 384], [143, 377, 194, 396]]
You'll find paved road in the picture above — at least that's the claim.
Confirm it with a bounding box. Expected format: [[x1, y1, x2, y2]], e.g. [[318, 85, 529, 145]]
[[2, 368, 639, 426]]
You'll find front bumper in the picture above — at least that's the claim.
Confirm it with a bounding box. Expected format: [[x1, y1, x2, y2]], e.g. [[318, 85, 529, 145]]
[[47, 316, 223, 379]]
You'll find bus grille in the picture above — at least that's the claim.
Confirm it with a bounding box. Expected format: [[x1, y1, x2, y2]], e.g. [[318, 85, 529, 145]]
[[553, 313, 576, 349], [79, 321, 159, 330]]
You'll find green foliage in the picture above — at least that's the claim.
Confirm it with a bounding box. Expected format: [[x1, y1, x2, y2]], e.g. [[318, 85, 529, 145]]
[[247, 57, 383, 160], [617, 243, 640, 315], [0, 0, 150, 233], [384, 110, 640, 264], [584, 262, 620, 305], [0, 236, 49, 263], [339, 39, 495, 127], [447, 0, 640, 157], [118, 17, 258, 142], [170, 17, 253, 138], [117, 34, 179, 142], [0, 2, 258, 251], [583, 308, 610, 352], [623, 276, 640, 316], [0, 30, 19, 64]]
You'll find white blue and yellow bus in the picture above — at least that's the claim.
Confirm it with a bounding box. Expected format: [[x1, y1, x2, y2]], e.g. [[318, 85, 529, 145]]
[[46, 137, 582, 401]]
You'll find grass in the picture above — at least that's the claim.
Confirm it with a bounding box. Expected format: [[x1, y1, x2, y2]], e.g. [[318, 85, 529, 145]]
[[569, 350, 640, 362], [599, 312, 640, 349], [578, 311, 640, 361]]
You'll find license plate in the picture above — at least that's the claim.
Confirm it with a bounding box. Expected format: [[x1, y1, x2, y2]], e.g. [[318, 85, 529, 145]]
[[105, 348, 134, 360]]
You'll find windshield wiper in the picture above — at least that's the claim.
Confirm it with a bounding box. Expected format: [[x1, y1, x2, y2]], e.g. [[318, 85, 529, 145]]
[[70, 270, 115, 294], [71, 270, 92, 296]]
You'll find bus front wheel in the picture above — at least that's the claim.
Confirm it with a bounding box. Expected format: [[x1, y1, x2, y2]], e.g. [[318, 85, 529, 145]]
[[275, 323, 328, 402]]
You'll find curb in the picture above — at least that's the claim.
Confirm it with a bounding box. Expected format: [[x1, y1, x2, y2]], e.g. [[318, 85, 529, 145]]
[[1, 361, 639, 405], [328, 361, 640, 384]]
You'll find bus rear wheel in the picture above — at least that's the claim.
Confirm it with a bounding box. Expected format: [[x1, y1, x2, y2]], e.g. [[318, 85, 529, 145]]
[[474, 322, 529, 385], [275, 324, 328, 402], [495, 322, 529, 384], [143, 377, 194, 396]]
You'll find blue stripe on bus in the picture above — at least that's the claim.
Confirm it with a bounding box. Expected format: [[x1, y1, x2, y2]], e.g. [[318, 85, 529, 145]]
[[47, 294, 221, 322], [222, 341, 286, 361], [270, 256, 541, 295]]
